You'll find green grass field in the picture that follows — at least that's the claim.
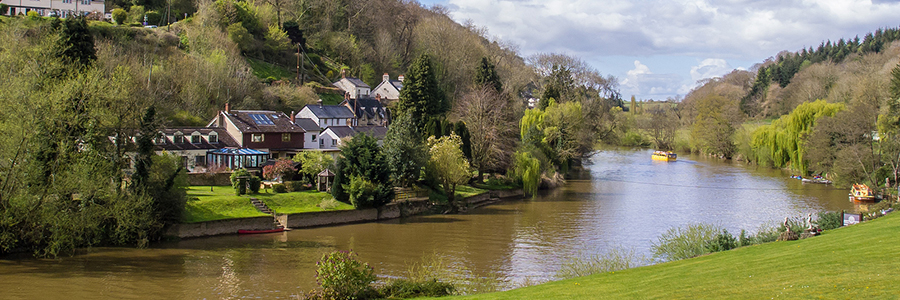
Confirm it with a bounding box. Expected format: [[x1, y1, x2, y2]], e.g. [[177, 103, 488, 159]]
[[183, 186, 352, 223], [455, 185, 487, 198], [247, 58, 293, 81], [431, 212, 900, 299]]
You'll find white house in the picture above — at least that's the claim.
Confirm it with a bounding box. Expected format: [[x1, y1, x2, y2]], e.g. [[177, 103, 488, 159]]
[[2, 0, 105, 17], [293, 118, 321, 149], [296, 104, 355, 128], [319, 126, 388, 150], [152, 127, 239, 172], [332, 70, 371, 100], [371, 73, 404, 103]]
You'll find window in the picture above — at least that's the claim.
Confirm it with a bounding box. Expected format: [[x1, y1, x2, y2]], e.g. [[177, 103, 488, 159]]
[[208, 132, 218, 143], [251, 134, 264, 142], [174, 132, 184, 144], [191, 132, 201, 144], [332, 139, 337, 146], [195, 156, 206, 166], [311, 134, 317, 142], [282, 133, 291, 142], [81, 0, 89, 5], [320, 138, 324, 147]]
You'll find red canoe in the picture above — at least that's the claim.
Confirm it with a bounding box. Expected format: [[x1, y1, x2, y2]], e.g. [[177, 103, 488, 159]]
[[238, 228, 285, 234]]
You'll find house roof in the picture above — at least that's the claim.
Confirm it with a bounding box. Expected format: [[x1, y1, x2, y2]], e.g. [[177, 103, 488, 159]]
[[334, 77, 371, 89], [324, 126, 388, 140], [217, 110, 305, 133], [155, 127, 239, 151], [341, 97, 388, 120], [208, 148, 270, 155], [301, 105, 355, 119], [294, 118, 321, 131]]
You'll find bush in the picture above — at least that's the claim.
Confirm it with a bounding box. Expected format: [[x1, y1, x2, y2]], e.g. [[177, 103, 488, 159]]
[[285, 181, 305, 192], [0, 4, 8, 15], [318, 197, 340, 210], [248, 176, 261, 194], [26, 10, 40, 19], [377, 279, 455, 299], [272, 183, 286, 193], [230, 169, 251, 195], [704, 229, 737, 252], [651, 223, 722, 262], [315, 250, 376, 299], [111, 8, 127, 25], [556, 248, 647, 280], [816, 211, 842, 230]]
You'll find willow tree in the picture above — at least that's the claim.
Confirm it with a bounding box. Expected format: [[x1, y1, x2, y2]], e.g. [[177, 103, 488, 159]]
[[750, 100, 844, 173]]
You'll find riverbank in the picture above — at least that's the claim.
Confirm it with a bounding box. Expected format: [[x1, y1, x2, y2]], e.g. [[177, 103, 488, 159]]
[[436, 211, 900, 299], [167, 188, 525, 239]]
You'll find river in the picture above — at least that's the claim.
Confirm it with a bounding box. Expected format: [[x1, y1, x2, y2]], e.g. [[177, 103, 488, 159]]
[[0, 150, 855, 299]]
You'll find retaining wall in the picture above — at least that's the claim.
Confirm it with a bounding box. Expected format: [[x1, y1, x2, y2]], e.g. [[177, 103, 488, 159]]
[[167, 215, 275, 238]]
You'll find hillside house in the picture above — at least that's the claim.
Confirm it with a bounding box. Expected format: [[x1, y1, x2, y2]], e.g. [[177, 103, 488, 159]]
[[207, 104, 306, 160], [332, 70, 371, 100], [319, 126, 388, 151], [2, 0, 105, 17], [295, 104, 355, 128], [151, 128, 239, 172], [341, 96, 390, 126], [371, 73, 404, 103]]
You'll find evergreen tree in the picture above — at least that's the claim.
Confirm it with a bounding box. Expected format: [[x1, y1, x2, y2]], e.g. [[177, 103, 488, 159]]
[[397, 53, 448, 131], [335, 134, 394, 208], [474, 57, 502, 92], [57, 16, 96, 66], [131, 106, 157, 193], [383, 113, 426, 187], [454, 121, 472, 161]]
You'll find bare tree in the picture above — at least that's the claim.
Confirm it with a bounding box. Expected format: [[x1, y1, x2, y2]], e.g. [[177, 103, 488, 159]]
[[452, 86, 518, 177]]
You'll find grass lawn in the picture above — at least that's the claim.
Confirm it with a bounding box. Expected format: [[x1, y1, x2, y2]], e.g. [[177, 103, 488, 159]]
[[429, 212, 900, 299], [247, 58, 293, 80], [455, 185, 487, 198], [183, 186, 352, 223]]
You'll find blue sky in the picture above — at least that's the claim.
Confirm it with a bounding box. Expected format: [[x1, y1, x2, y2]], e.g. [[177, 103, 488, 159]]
[[416, 0, 900, 100]]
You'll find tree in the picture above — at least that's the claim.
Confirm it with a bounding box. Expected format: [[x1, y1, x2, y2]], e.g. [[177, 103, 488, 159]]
[[396, 53, 448, 131], [333, 134, 394, 208], [691, 95, 742, 158], [112, 8, 128, 25], [474, 57, 502, 92], [639, 106, 679, 150], [750, 100, 844, 172], [383, 113, 426, 187], [263, 158, 297, 181], [293, 151, 334, 182], [57, 16, 96, 67], [453, 86, 517, 177], [427, 134, 472, 212], [131, 106, 157, 193]]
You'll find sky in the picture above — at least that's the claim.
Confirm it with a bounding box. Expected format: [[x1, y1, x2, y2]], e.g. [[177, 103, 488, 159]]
[[417, 0, 900, 100]]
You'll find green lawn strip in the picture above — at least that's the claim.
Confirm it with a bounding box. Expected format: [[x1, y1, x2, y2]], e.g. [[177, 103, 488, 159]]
[[455, 185, 487, 199], [318, 93, 344, 105], [183, 186, 267, 223], [252, 190, 354, 214], [247, 57, 293, 80], [428, 213, 900, 299]]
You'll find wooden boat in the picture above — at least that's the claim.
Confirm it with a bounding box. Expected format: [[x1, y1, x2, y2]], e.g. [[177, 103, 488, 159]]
[[238, 228, 286, 234], [652, 151, 677, 162], [849, 184, 876, 203]]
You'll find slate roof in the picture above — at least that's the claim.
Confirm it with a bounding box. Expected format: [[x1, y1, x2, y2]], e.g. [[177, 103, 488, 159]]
[[341, 97, 388, 120], [219, 110, 305, 133], [301, 105, 355, 119], [334, 77, 371, 88], [294, 118, 321, 131], [155, 127, 238, 151], [325, 126, 388, 139]]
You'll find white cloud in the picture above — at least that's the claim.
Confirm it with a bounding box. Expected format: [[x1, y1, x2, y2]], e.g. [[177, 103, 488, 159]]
[[622, 61, 683, 100], [690, 58, 732, 82]]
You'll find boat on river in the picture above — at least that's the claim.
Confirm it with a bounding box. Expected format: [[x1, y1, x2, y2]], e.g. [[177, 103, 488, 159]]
[[652, 151, 677, 162], [802, 178, 832, 184], [849, 184, 876, 203]]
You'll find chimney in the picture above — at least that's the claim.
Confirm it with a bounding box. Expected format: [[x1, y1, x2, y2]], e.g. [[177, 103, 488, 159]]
[[225, 102, 230, 114], [375, 94, 381, 102], [341, 69, 346, 79], [290, 111, 296, 123], [344, 91, 350, 101], [398, 75, 405, 82], [383, 73, 389, 82], [318, 99, 323, 108]]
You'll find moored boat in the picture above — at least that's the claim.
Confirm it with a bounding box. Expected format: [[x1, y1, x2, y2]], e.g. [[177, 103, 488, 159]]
[[801, 178, 832, 184], [849, 184, 876, 203], [652, 151, 677, 162]]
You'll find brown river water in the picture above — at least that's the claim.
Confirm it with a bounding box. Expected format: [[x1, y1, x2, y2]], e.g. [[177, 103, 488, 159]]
[[0, 150, 856, 299]]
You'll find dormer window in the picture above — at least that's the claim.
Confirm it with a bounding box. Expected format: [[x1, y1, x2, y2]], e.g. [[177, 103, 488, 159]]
[[174, 132, 184, 144], [251, 134, 264, 142], [191, 132, 202, 144], [208, 132, 218, 143], [154, 131, 166, 145]]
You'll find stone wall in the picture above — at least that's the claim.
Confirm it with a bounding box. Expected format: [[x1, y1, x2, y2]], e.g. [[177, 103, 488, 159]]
[[166, 215, 276, 238]]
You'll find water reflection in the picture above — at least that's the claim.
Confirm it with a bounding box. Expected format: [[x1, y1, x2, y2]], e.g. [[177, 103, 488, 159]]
[[0, 150, 854, 298]]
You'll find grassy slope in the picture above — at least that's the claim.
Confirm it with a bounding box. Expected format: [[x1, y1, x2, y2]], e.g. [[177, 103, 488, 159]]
[[247, 58, 293, 80], [183, 186, 352, 223], [438, 213, 900, 299]]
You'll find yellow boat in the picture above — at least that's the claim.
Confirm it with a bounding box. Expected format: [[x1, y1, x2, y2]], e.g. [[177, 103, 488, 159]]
[[652, 151, 677, 162]]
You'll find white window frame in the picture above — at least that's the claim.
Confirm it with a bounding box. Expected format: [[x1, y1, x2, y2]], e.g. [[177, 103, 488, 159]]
[[251, 134, 264, 142]]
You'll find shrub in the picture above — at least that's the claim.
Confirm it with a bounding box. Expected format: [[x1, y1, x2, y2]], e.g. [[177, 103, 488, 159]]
[[556, 248, 647, 280], [286, 181, 305, 192], [248, 176, 261, 194], [272, 183, 286, 193], [230, 169, 251, 195], [111, 8, 127, 25], [651, 223, 722, 262], [377, 279, 455, 299], [704, 229, 737, 252], [0, 4, 8, 15], [315, 250, 376, 299], [318, 197, 340, 210], [26, 10, 40, 19], [816, 211, 842, 230], [348, 175, 377, 208]]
